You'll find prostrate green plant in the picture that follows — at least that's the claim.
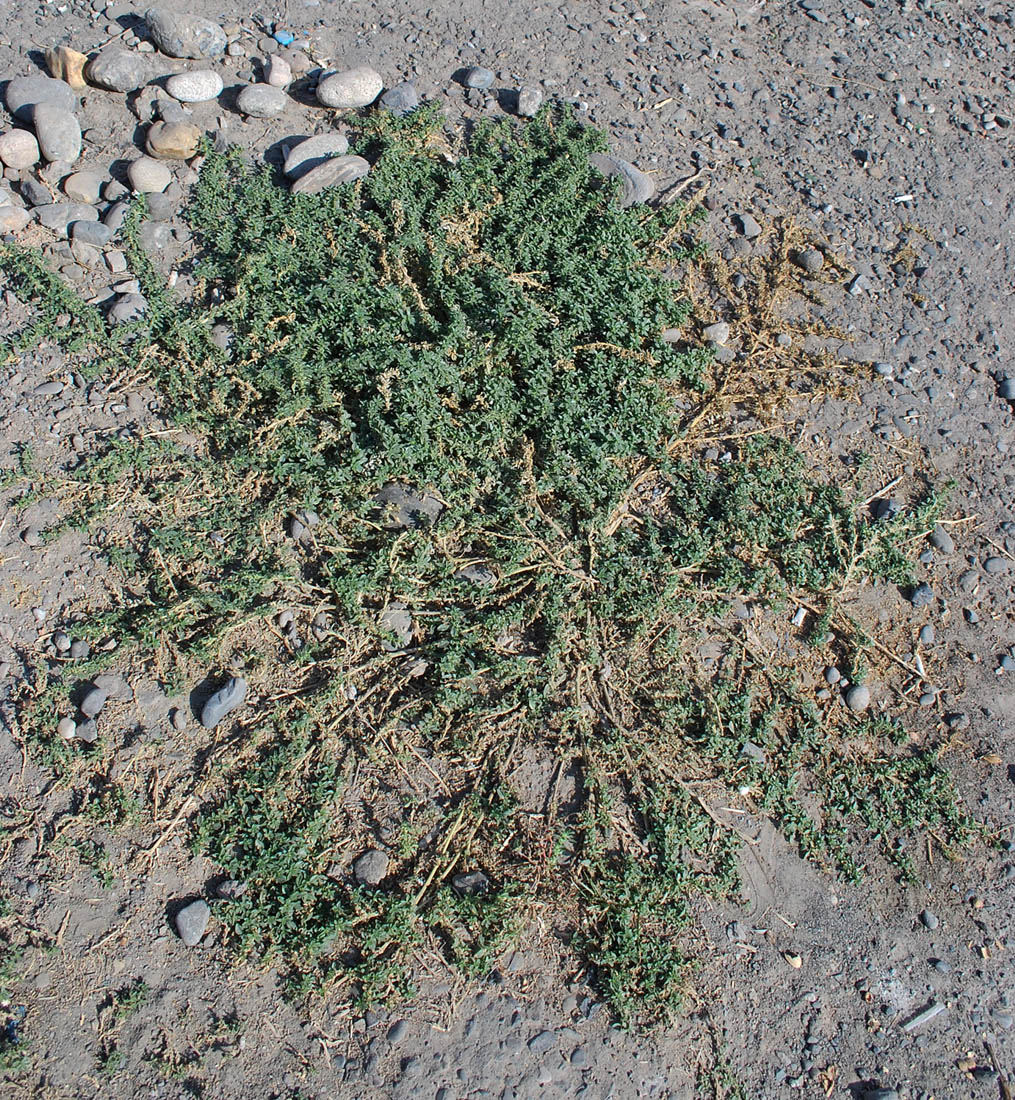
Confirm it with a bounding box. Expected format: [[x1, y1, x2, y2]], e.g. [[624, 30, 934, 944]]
[[0, 103, 976, 1028]]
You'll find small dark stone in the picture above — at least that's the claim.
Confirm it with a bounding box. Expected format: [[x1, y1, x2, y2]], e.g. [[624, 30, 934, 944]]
[[379, 81, 419, 116], [873, 497, 901, 522], [451, 870, 489, 897]]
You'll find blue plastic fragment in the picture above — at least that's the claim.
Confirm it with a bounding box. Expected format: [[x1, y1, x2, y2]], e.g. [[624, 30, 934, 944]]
[[273, 29, 295, 45]]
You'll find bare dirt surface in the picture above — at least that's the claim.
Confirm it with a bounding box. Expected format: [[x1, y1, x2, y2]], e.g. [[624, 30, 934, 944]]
[[1, 1, 1014, 1098]]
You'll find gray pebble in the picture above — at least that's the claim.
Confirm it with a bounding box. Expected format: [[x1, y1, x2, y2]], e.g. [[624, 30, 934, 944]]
[[795, 248, 824, 274], [528, 1030, 556, 1053], [236, 84, 288, 118], [104, 201, 130, 231], [958, 569, 978, 593], [283, 133, 350, 179], [86, 47, 148, 92], [71, 220, 112, 247], [35, 202, 98, 236], [1001, 655, 1015, 672], [80, 686, 107, 718], [0, 128, 40, 169], [108, 292, 147, 324], [5, 75, 77, 123], [863, 1090, 899, 1100], [144, 192, 175, 221], [20, 178, 51, 207], [984, 556, 1008, 574], [316, 66, 383, 109], [991, 1008, 1014, 1029], [290, 153, 370, 195], [456, 563, 496, 587], [145, 7, 227, 59], [379, 81, 419, 116], [63, 170, 102, 204], [174, 898, 210, 946], [451, 870, 489, 897], [200, 675, 247, 729], [464, 66, 495, 90], [290, 508, 319, 543], [170, 706, 187, 730], [378, 603, 413, 650], [873, 497, 900, 521], [739, 740, 766, 765], [824, 666, 841, 684], [929, 524, 954, 553], [265, 55, 292, 88], [999, 378, 1015, 401], [76, 718, 98, 743], [847, 273, 869, 295], [918, 624, 934, 645], [931, 957, 950, 973], [32, 104, 82, 163], [910, 582, 934, 609], [166, 70, 223, 103], [128, 156, 172, 194], [517, 86, 543, 117], [736, 211, 762, 238], [845, 684, 870, 713], [920, 908, 939, 930], [356, 849, 391, 884], [388, 1019, 407, 1043], [588, 152, 655, 207]]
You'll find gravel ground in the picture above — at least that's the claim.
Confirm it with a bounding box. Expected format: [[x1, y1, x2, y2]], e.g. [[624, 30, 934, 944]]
[[1, 1, 1014, 1098]]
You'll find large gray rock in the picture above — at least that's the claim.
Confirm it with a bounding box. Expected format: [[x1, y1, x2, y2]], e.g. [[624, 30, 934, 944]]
[[5, 75, 77, 123], [290, 154, 369, 195], [379, 81, 418, 116], [174, 899, 210, 946], [34, 202, 98, 236], [283, 132, 349, 179], [588, 153, 655, 208], [316, 66, 383, 109], [33, 104, 81, 162], [144, 7, 227, 59], [236, 84, 287, 118], [87, 47, 148, 92]]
